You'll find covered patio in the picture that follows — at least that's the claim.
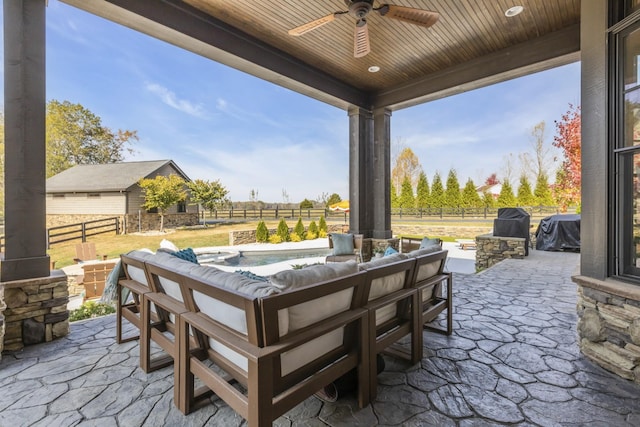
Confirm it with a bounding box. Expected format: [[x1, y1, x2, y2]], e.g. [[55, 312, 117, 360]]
[[2, 250, 639, 426], [3, 0, 640, 424]]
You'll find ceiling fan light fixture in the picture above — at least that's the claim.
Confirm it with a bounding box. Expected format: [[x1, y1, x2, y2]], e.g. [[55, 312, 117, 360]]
[[368, 65, 380, 73], [505, 6, 524, 17]]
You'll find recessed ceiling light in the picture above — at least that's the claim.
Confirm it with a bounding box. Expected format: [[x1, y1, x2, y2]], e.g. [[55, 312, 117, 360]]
[[505, 6, 524, 17], [368, 65, 380, 73]]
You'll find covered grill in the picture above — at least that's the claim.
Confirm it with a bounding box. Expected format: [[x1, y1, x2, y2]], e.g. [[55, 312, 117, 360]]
[[493, 208, 531, 255]]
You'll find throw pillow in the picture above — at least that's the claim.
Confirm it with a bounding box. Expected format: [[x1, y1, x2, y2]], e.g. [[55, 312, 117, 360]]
[[331, 233, 354, 256], [160, 239, 180, 252], [234, 270, 269, 282], [170, 247, 199, 264], [384, 246, 398, 256], [420, 237, 441, 249]]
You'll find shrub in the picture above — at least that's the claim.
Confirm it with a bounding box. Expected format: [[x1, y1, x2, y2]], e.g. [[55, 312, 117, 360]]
[[256, 220, 269, 243], [290, 232, 302, 242], [268, 234, 282, 244], [294, 217, 305, 238], [318, 229, 327, 238], [299, 198, 314, 209], [69, 301, 116, 322], [276, 218, 290, 242], [308, 220, 318, 238], [319, 216, 327, 234]]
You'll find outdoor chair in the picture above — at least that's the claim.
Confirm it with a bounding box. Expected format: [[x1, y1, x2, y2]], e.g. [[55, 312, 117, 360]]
[[81, 262, 116, 303], [326, 233, 363, 263], [74, 242, 107, 263]]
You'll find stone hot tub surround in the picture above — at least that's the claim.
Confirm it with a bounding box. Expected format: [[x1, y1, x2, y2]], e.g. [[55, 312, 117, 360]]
[[574, 275, 640, 383], [1, 270, 70, 352]]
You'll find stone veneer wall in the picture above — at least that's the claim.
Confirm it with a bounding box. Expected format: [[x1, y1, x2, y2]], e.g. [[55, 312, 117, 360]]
[[476, 234, 526, 271], [573, 276, 640, 383], [1, 271, 70, 353], [123, 213, 199, 233], [393, 224, 492, 239]]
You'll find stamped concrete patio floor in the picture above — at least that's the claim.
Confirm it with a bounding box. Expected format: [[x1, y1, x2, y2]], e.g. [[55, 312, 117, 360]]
[[2, 250, 640, 426]]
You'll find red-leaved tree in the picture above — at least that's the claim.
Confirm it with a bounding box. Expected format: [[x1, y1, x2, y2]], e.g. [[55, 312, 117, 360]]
[[552, 104, 581, 210], [485, 173, 499, 186]]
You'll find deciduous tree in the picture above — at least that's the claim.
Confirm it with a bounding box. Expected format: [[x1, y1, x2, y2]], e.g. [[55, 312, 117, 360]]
[[553, 104, 581, 209], [391, 147, 421, 190], [46, 100, 137, 177], [187, 179, 229, 216], [139, 174, 187, 231]]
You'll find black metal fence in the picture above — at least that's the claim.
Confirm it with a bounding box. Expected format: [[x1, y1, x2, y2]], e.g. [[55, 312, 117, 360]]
[[201, 206, 568, 221]]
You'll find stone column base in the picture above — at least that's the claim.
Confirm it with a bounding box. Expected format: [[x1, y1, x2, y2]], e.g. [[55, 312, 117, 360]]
[[1, 270, 69, 353]]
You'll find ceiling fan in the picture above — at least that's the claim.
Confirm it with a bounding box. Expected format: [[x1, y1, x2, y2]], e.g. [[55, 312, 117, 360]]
[[288, 1, 439, 58]]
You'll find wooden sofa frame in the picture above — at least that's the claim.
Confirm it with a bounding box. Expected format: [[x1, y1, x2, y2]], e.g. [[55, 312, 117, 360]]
[[117, 246, 453, 425], [176, 271, 370, 426]]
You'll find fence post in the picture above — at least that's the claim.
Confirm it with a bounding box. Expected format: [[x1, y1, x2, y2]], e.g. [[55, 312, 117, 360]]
[[46, 229, 50, 249], [244, 209, 247, 219], [81, 223, 87, 242], [462, 208, 465, 219]]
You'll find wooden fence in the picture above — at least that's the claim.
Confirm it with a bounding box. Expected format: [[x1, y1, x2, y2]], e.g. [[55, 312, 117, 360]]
[[46, 217, 120, 248]]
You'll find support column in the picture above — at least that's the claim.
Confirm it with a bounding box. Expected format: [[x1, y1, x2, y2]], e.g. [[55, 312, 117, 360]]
[[2, 0, 50, 281], [372, 108, 392, 239], [348, 107, 374, 237]]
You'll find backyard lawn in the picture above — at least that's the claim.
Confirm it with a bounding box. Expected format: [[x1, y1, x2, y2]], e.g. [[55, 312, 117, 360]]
[[48, 218, 492, 268]]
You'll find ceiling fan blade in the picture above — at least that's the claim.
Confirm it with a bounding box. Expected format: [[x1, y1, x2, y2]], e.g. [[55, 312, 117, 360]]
[[288, 14, 336, 36], [354, 20, 370, 58], [377, 5, 439, 28]]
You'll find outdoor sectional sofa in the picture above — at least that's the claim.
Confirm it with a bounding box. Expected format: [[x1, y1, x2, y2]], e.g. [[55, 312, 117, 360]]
[[116, 243, 451, 426]]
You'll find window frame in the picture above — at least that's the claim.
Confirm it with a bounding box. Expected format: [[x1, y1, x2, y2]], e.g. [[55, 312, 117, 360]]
[[612, 16, 640, 281]]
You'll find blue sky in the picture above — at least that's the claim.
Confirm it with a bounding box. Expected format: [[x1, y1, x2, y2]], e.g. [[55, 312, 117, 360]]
[[2, 1, 580, 203]]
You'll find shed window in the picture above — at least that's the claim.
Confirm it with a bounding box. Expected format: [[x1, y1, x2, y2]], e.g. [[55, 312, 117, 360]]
[[52, 194, 65, 199], [88, 193, 101, 198]]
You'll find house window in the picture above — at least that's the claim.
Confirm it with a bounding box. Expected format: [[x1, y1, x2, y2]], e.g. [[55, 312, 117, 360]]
[[147, 207, 158, 214], [614, 19, 640, 280], [177, 201, 186, 213]]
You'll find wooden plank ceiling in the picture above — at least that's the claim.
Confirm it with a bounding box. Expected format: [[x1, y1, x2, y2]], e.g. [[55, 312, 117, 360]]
[[60, 0, 580, 110], [183, 0, 580, 93]]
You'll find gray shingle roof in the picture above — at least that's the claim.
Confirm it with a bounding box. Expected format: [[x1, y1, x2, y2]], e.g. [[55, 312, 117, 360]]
[[46, 160, 189, 193]]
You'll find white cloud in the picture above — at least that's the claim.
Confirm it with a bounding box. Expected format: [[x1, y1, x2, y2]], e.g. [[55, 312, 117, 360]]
[[145, 82, 207, 118]]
